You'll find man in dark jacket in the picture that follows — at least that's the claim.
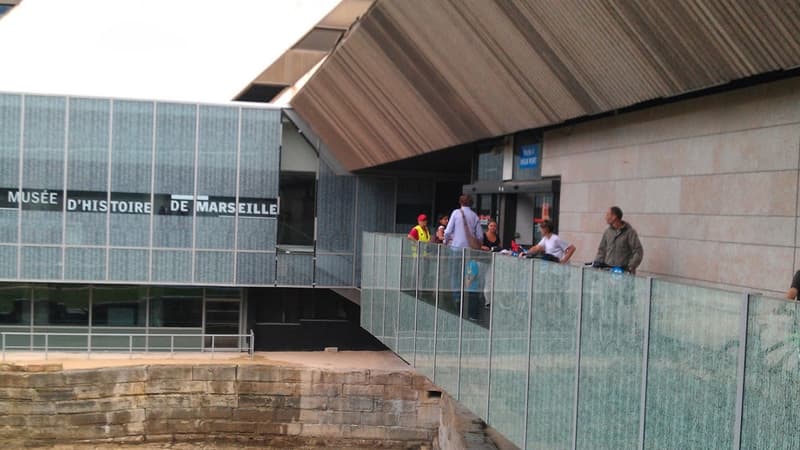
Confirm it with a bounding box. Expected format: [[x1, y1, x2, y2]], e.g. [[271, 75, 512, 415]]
[[594, 206, 643, 274]]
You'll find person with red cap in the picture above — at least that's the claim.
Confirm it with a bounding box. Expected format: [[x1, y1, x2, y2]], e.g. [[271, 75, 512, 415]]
[[407, 213, 431, 242]]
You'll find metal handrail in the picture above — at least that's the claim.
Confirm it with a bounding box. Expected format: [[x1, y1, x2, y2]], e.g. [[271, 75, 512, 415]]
[[1, 330, 255, 361]]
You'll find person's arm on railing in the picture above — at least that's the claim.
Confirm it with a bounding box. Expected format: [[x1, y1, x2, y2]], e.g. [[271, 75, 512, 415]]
[[561, 244, 576, 264]]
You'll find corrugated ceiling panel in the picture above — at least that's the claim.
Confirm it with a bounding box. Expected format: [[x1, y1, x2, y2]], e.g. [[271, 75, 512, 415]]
[[292, 0, 800, 171]]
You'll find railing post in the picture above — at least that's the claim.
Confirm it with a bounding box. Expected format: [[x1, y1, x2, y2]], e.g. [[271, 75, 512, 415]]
[[571, 266, 585, 450], [486, 252, 496, 421], [522, 258, 535, 447], [250, 329, 254, 359], [44, 333, 49, 361], [431, 244, 440, 383], [87, 334, 91, 360], [412, 240, 420, 367], [733, 292, 751, 450], [170, 335, 174, 358], [455, 247, 466, 400], [129, 335, 133, 360], [638, 277, 654, 450], [2, 333, 5, 362], [211, 335, 216, 359]]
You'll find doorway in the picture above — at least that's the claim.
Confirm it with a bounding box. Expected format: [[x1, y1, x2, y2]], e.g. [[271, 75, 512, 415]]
[[204, 298, 241, 349], [465, 179, 560, 248]]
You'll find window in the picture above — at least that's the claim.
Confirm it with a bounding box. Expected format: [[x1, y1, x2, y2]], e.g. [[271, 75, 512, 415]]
[[33, 285, 89, 326], [148, 287, 202, 327], [0, 286, 30, 325], [92, 286, 147, 327], [277, 171, 315, 246]]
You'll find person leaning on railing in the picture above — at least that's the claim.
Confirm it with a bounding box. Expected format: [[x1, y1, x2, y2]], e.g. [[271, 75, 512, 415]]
[[594, 206, 643, 274], [787, 270, 800, 300]]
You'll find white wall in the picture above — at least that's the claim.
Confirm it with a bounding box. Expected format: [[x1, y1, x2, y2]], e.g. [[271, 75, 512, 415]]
[[544, 77, 800, 296]]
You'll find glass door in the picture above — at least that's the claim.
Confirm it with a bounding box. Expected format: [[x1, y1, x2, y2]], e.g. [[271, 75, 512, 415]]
[[204, 298, 240, 349]]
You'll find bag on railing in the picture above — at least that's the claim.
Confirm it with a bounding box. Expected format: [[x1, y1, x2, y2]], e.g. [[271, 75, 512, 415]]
[[459, 208, 482, 250]]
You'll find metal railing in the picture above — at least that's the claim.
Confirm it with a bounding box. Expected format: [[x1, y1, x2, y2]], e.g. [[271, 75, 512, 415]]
[[1, 330, 255, 361]]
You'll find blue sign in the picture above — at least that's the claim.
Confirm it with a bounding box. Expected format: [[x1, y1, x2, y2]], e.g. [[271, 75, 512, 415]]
[[519, 144, 540, 169]]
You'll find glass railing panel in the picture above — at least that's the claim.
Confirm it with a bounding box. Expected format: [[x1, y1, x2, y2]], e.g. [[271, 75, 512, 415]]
[[434, 245, 464, 395], [397, 238, 418, 363], [741, 294, 800, 449], [488, 255, 531, 448], [373, 234, 388, 340], [383, 236, 402, 351], [360, 233, 374, 333], [458, 248, 492, 418], [575, 269, 648, 450], [526, 260, 582, 450], [414, 242, 439, 379], [644, 280, 741, 450]]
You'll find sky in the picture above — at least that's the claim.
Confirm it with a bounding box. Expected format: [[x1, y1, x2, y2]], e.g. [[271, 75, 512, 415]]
[[0, 0, 340, 102]]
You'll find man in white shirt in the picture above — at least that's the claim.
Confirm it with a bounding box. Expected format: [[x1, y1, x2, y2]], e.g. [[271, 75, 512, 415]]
[[526, 219, 576, 263], [443, 194, 483, 249]]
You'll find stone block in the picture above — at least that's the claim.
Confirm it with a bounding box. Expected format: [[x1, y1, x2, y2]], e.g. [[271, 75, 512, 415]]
[[384, 385, 419, 400], [312, 370, 367, 385], [341, 424, 386, 440], [385, 426, 434, 441], [146, 418, 201, 435], [24, 372, 66, 388], [298, 382, 340, 396], [412, 375, 436, 390], [206, 381, 237, 394], [238, 381, 300, 396], [146, 407, 199, 421], [238, 365, 309, 382], [257, 422, 303, 436], [147, 365, 193, 380], [343, 384, 384, 397], [193, 394, 238, 408], [0, 387, 34, 400], [33, 387, 75, 402], [0, 400, 54, 415], [376, 399, 418, 414], [141, 394, 193, 409], [231, 408, 270, 421], [55, 397, 139, 414], [192, 364, 237, 381], [0, 414, 26, 426], [301, 423, 343, 438], [237, 394, 284, 409], [201, 419, 256, 434], [329, 396, 374, 412], [282, 395, 328, 410], [318, 410, 362, 425], [63, 367, 146, 385], [416, 404, 441, 428], [369, 371, 413, 386], [145, 379, 206, 394]]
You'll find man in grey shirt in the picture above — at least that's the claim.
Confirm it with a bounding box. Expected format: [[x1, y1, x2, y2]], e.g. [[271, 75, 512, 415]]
[[595, 206, 643, 274], [444, 194, 483, 249]]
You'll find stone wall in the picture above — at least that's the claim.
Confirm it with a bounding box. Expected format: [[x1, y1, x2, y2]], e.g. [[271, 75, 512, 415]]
[[434, 393, 518, 450], [0, 362, 440, 448], [544, 77, 800, 295]]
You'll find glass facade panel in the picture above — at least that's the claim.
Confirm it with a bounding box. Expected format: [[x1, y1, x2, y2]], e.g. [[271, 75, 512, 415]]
[[370, 235, 386, 339], [64, 247, 105, 281], [360, 233, 373, 333], [0, 285, 30, 325], [92, 285, 146, 326], [644, 280, 740, 450], [576, 270, 647, 450], [741, 295, 800, 449], [315, 254, 353, 286], [153, 102, 195, 249], [236, 252, 275, 285], [0, 245, 17, 279], [195, 251, 234, 284], [354, 177, 395, 285], [149, 286, 202, 327], [239, 108, 280, 199], [111, 100, 153, 192], [67, 97, 110, 191], [316, 160, 355, 253], [151, 250, 192, 283], [33, 285, 89, 326], [434, 246, 464, 396], [237, 217, 276, 251], [21, 246, 61, 280], [196, 216, 234, 249], [0, 94, 20, 244], [397, 238, 417, 363], [476, 147, 503, 181], [276, 252, 313, 286], [108, 249, 148, 282], [488, 255, 530, 448], [382, 237, 401, 351], [458, 248, 491, 417], [414, 242, 439, 380]]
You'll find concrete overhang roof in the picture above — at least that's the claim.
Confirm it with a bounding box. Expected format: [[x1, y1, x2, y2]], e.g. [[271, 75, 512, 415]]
[[290, 0, 800, 171]]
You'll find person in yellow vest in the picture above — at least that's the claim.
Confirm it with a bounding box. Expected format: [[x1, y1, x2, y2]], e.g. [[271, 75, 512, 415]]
[[407, 214, 431, 242]]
